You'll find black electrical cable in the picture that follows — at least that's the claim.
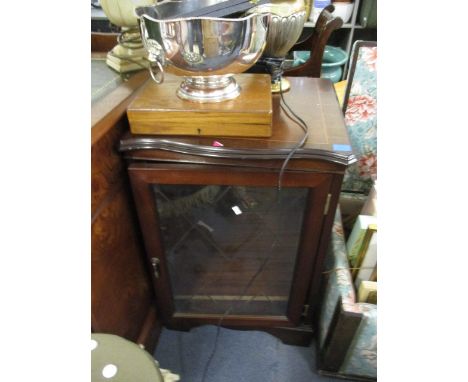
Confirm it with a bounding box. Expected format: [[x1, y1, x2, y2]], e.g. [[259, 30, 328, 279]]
[[200, 70, 309, 382], [199, 190, 283, 382], [276, 68, 310, 191]]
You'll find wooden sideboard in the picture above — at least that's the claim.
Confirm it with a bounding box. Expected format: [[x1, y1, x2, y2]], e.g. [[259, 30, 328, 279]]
[[119, 76, 356, 345], [91, 53, 160, 351]]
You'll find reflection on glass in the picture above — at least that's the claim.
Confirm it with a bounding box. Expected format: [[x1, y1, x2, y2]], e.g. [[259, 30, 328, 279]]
[[153, 184, 308, 316]]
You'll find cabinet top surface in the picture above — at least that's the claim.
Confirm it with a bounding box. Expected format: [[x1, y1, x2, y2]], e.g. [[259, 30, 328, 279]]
[[120, 76, 355, 167]]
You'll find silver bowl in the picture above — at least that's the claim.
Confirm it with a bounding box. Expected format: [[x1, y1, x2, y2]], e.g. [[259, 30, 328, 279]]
[[135, 1, 270, 102]]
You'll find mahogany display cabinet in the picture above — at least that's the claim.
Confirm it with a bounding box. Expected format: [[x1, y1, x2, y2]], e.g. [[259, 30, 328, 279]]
[[119, 77, 356, 345]]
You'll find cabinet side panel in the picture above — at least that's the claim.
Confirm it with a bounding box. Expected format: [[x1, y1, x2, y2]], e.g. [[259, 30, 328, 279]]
[[91, 118, 127, 215], [92, 117, 157, 346], [91, 182, 154, 340], [307, 173, 344, 324], [287, 175, 333, 324]]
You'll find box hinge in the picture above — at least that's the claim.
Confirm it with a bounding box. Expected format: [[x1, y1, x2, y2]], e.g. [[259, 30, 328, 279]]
[[323, 193, 332, 215]]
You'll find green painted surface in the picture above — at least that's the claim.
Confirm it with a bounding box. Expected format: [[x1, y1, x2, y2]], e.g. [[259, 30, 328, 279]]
[[91, 58, 124, 104], [91, 333, 164, 382]]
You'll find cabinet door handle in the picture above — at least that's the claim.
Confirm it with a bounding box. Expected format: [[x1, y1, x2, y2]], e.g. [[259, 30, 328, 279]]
[[150, 257, 160, 279]]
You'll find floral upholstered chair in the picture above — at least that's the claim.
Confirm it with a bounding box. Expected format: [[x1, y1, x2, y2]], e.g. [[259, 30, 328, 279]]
[[317, 41, 377, 381], [339, 41, 377, 230], [317, 207, 377, 380], [342, 41, 377, 194]]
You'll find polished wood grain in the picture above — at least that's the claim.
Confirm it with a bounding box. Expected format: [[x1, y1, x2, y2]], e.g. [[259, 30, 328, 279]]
[[127, 74, 273, 137], [92, 118, 127, 216], [123, 150, 347, 174], [91, 32, 119, 53], [121, 77, 355, 167], [91, 184, 153, 339], [92, 52, 160, 352]]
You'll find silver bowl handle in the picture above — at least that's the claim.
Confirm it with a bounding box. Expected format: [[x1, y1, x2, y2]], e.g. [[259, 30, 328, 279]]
[[148, 57, 164, 84], [139, 17, 165, 84]]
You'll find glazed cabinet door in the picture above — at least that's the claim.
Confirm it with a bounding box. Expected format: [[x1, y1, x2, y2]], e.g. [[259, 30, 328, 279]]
[[128, 163, 333, 328]]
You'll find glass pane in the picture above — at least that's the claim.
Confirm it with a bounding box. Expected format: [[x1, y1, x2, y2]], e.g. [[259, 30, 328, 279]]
[[153, 184, 308, 316]]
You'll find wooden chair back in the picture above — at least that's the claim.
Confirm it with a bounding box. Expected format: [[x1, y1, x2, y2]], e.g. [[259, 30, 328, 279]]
[[284, 4, 343, 77]]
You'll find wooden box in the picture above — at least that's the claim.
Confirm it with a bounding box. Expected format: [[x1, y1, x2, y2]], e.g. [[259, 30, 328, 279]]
[[120, 77, 356, 346], [127, 73, 273, 137]]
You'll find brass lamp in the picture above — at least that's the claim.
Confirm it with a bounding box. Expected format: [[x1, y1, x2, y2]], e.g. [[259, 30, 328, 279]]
[[100, 0, 155, 73], [249, 0, 307, 92]]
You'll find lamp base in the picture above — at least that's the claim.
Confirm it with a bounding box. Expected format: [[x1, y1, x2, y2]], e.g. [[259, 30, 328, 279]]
[[261, 57, 291, 94], [106, 28, 149, 73], [106, 45, 150, 73], [271, 77, 291, 93]]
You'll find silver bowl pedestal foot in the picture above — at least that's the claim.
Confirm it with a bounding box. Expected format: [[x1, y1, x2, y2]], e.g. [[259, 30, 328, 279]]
[[177, 76, 240, 103]]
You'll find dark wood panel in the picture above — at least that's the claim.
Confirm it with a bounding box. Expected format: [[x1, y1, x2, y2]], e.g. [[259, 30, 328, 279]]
[[91, 184, 153, 340], [137, 306, 162, 352], [123, 149, 347, 173], [286, 177, 332, 324], [92, 50, 159, 351], [92, 32, 119, 53], [128, 168, 176, 323], [319, 297, 363, 372], [91, 118, 128, 215], [130, 163, 331, 188], [306, 173, 344, 324], [168, 314, 291, 328]]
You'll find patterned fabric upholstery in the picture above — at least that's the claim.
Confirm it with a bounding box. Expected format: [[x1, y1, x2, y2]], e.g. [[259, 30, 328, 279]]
[[340, 305, 377, 377], [317, 41, 377, 379], [341, 42, 377, 195], [319, 207, 377, 379]]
